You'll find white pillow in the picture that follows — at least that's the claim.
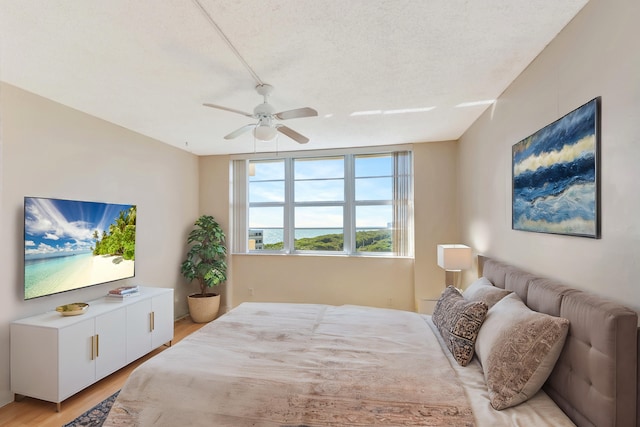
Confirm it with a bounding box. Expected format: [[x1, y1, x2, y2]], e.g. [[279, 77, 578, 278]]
[[462, 277, 512, 308], [475, 293, 569, 410]]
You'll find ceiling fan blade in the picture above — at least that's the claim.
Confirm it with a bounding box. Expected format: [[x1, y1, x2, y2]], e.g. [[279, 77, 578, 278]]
[[224, 124, 255, 140], [274, 107, 318, 120], [276, 125, 309, 144], [203, 103, 254, 118]]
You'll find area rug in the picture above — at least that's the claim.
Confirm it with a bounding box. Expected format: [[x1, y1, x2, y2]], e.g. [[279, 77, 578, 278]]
[[62, 390, 119, 427]]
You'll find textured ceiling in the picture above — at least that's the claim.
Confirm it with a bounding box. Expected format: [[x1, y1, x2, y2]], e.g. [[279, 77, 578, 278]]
[[0, 0, 588, 155]]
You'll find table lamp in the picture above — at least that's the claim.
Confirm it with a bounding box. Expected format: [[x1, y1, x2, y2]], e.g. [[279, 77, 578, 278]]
[[437, 244, 472, 287]]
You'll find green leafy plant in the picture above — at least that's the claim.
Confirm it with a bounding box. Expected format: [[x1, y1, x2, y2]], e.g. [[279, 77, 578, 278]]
[[180, 215, 227, 296], [263, 229, 391, 252], [93, 206, 137, 260]]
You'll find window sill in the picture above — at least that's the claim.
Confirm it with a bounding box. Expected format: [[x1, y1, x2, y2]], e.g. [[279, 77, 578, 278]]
[[232, 251, 413, 260]]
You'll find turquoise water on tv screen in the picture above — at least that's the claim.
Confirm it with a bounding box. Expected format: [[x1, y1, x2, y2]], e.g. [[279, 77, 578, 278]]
[[24, 252, 93, 299]]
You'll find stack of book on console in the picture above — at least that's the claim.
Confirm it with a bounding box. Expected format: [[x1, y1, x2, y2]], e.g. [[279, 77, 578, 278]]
[[107, 285, 140, 300]]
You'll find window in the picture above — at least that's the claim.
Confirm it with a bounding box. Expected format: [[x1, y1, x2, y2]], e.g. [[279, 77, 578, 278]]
[[232, 149, 413, 257], [294, 156, 344, 251], [247, 160, 285, 250]]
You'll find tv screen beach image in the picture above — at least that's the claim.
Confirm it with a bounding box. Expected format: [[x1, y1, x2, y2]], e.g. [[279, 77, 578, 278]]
[[24, 197, 136, 300]]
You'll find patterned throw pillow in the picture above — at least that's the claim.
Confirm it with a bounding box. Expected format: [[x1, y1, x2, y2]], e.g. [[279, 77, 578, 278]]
[[432, 286, 488, 366], [475, 293, 570, 410], [463, 277, 512, 308]]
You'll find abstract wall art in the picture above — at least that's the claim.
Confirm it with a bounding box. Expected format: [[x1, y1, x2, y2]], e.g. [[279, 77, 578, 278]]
[[512, 97, 600, 238]]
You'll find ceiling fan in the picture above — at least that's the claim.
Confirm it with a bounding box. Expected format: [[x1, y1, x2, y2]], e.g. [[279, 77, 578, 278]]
[[203, 84, 318, 144]]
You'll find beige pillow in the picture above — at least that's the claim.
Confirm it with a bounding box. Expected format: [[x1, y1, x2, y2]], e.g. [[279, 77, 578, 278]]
[[432, 286, 488, 366], [475, 293, 569, 410], [463, 277, 512, 308]]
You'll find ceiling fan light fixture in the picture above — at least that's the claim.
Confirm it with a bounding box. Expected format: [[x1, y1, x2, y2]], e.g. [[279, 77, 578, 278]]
[[253, 124, 278, 141], [203, 83, 315, 144]]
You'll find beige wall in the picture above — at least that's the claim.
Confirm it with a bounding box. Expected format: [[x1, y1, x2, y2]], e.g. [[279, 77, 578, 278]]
[[413, 141, 461, 302], [199, 141, 459, 312], [458, 0, 640, 311], [198, 155, 231, 310], [0, 83, 199, 407], [232, 254, 415, 309]]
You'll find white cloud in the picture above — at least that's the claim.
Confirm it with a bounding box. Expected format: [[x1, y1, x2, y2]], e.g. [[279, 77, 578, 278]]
[[25, 198, 95, 243], [24, 242, 58, 255]]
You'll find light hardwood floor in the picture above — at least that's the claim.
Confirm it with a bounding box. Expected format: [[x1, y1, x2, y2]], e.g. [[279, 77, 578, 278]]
[[0, 316, 206, 427]]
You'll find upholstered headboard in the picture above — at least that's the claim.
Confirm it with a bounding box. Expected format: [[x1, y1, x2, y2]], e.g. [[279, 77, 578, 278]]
[[478, 256, 638, 427]]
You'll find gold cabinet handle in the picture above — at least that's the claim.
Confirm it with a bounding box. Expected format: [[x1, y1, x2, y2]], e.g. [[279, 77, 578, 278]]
[[90, 334, 100, 360], [149, 312, 155, 332]]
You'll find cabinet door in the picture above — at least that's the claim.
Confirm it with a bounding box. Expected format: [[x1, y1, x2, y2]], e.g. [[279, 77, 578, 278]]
[[151, 291, 174, 349], [126, 299, 153, 363], [58, 318, 95, 400], [95, 307, 127, 380], [10, 324, 59, 402]]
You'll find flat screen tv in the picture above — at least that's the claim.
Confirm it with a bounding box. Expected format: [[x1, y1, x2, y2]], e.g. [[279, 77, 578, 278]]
[[23, 197, 136, 300]]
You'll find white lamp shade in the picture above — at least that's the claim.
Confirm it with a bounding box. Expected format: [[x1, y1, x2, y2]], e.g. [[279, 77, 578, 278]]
[[253, 124, 278, 141], [437, 244, 472, 271]]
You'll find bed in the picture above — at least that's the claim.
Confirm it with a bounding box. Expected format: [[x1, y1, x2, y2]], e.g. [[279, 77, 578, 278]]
[[104, 256, 638, 427]]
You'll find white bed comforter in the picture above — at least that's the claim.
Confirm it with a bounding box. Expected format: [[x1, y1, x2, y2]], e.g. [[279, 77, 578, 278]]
[[104, 302, 574, 427]]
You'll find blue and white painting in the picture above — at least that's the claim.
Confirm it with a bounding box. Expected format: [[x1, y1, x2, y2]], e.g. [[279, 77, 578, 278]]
[[512, 98, 599, 238]]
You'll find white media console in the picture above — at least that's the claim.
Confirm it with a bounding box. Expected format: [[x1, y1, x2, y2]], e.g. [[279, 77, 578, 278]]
[[10, 286, 174, 411]]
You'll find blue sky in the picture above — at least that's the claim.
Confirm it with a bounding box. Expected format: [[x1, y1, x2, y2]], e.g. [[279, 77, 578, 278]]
[[249, 155, 394, 229], [24, 197, 134, 257]]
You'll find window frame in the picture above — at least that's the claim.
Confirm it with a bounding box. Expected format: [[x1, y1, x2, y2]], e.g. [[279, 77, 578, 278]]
[[232, 146, 414, 258]]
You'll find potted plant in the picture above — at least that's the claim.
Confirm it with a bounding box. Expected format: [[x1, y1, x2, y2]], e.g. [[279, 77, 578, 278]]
[[180, 215, 227, 323]]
